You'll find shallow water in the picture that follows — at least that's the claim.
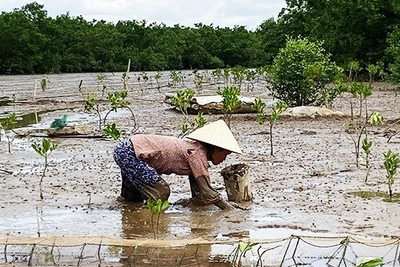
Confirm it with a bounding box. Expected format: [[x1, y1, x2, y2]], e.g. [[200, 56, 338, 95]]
[[0, 199, 325, 240], [3, 202, 384, 266], [349, 190, 400, 203]]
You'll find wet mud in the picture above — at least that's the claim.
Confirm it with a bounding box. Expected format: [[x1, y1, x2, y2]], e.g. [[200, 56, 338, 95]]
[[1, 72, 400, 258]]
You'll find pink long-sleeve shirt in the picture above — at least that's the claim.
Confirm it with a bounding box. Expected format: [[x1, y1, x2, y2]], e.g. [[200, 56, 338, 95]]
[[130, 134, 210, 178]]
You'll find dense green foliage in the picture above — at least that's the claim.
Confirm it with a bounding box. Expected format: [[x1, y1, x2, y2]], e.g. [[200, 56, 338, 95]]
[[279, 0, 400, 72], [387, 27, 400, 86], [0, 2, 264, 74], [0, 1, 400, 78], [268, 38, 342, 107]]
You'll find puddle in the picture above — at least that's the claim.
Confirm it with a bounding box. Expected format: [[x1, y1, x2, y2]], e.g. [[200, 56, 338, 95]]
[[0, 100, 11, 106], [349, 191, 400, 203], [14, 112, 44, 128], [1, 108, 135, 133], [0, 111, 44, 128]]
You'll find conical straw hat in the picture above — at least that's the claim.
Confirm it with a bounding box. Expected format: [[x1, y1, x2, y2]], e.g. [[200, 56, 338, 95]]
[[187, 120, 243, 154]]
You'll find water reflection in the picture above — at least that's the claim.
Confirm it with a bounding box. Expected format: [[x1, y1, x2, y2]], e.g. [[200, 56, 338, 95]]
[[0, 111, 44, 128], [14, 112, 43, 128], [120, 203, 156, 239], [119, 201, 217, 266]]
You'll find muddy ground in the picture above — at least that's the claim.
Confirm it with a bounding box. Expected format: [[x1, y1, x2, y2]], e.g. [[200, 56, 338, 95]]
[[1, 71, 400, 244]]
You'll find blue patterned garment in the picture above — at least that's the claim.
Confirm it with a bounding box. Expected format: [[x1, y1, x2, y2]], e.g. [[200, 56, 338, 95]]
[[113, 138, 162, 187]]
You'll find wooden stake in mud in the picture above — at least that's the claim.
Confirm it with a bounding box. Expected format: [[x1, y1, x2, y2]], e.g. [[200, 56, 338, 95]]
[[221, 164, 253, 203]]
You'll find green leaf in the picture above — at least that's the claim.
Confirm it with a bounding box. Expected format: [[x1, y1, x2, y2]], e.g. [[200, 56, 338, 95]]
[[362, 138, 372, 154], [42, 138, 51, 152], [238, 242, 247, 252], [238, 242, 259, 253], [32, 138, 58, 158], [103, 123, 121, 140], [151, 205, 159, 215], [31, 143, 44, 157], [357, 257, 383, 267], [160, 200, 169, 212]]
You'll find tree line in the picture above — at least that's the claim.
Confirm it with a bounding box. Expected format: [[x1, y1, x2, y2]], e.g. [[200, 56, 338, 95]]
[[0, 1, 399, 78]]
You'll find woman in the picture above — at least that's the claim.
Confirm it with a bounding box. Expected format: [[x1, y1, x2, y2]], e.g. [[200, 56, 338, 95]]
[[113, 120, 242, 210]]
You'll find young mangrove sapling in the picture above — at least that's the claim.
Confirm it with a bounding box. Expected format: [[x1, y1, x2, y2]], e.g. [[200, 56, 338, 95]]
[[103, 123, 121, 141], [32, 138, 58, 200], [229, 241, 259, 266], [356, 257, 383, 267], [147, 198, 169, 239], [254, 99, 288, 156], [217, 86, 241, 129], [84, 92, 103, 130], [103, 90, 136, 128], [0, 113, 18, 153], [383, 150, 399, 198], [363, 112, 384, 182], [170, 88, 207, 136], [154, 71, 162, 92]]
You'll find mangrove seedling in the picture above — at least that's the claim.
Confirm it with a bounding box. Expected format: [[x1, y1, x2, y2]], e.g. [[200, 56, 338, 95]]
[[40, 75, 48, 91], [223, 68, 231, 85], [211, 68, 223, 84], [351, 82, 373, 117], [362, 137, 373, 182], [244, 69, 256, 92], [180, 112, 207, 137], [170, 88, 195, 114], [356, 257, 383, 267], [255, 99, 288, 156], [169, 70, 183, 87], [96, 73, 107, 96], [170, 88, 200, 136], [339, 81, 373, 118], [154, 71, 162, 92], [231, 66, 246, 89], [348, 60, 362, 82], [32, 138, 58, 200], [256, 65, 269, 82], [217, 86, 241, 129], [362, 110, 384, 172], [141, 71, 149, 84], [103, 123, 121, 141], [195, 112, 207, 128], [0, 113, 18, 153], [122, 59, 131, 91], [147, 198, 169, 239], [344, 111, 384, 168], [383, 150, 399, 198], [194, 71, 203, 93], [137, 71, 149, 93], [84, 92, 103, 130], [367, 62, 385, 83], [103, 90, 136, 127], [229, 241, 259, 266]]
